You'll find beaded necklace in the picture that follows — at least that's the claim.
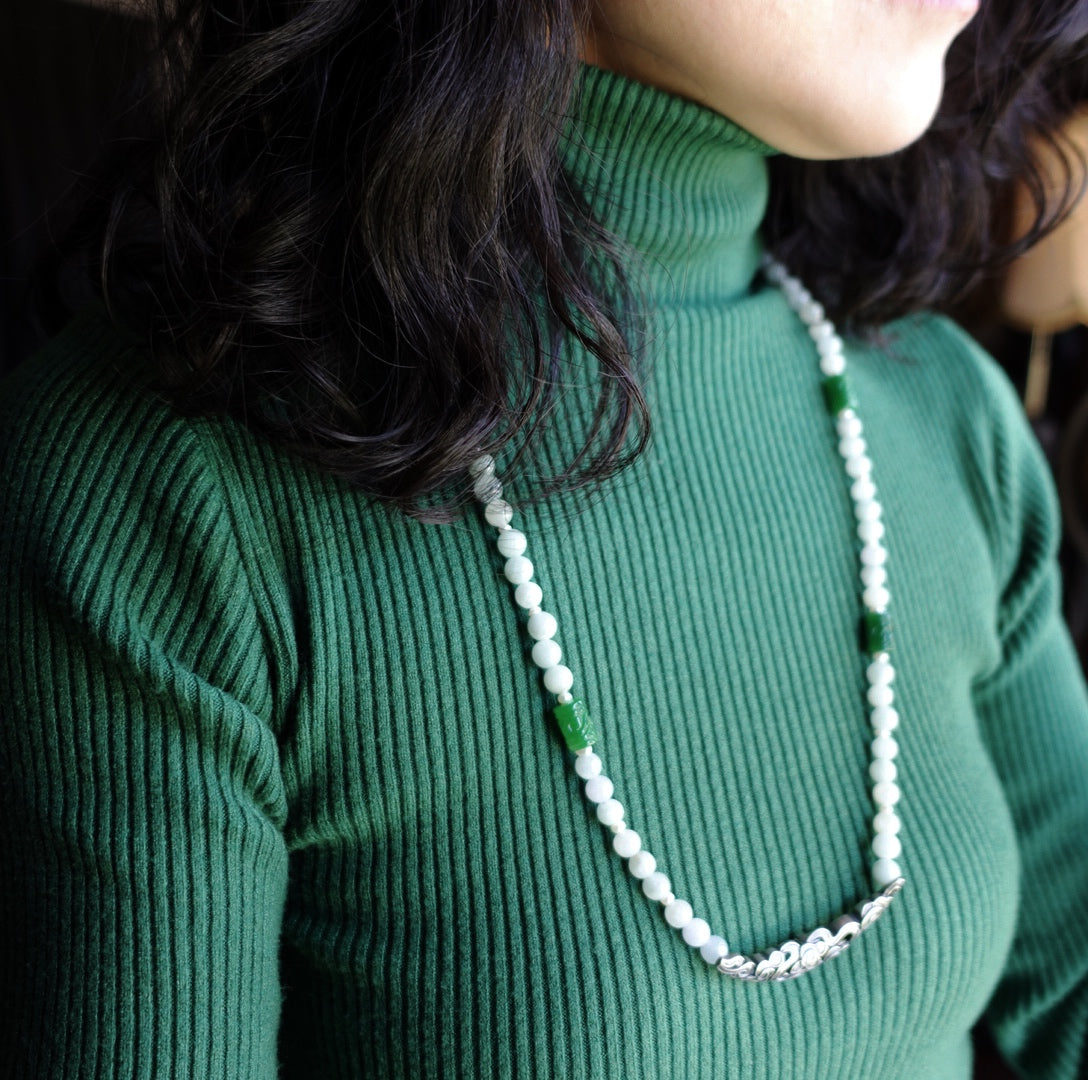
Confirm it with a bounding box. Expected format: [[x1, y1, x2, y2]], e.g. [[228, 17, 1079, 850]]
[[470, 257, 905, 982]]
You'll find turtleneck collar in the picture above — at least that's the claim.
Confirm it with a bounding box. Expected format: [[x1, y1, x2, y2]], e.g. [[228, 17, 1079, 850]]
[[560, 64, 775, 305]]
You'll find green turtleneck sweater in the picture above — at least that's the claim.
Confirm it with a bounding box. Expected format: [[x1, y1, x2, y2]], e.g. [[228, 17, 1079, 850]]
[[3, 67, 1088, 1080]]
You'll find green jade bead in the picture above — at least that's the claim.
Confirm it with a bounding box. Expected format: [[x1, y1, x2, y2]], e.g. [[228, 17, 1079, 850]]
[[863, 610, 893, 656], [822, 374, 857, 416], [554, 698, 598, 753]]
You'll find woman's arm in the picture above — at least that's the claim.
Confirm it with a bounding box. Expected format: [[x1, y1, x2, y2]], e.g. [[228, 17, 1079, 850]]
[[974, 366, 1088, 1077], [0, 327, 289, 1078]]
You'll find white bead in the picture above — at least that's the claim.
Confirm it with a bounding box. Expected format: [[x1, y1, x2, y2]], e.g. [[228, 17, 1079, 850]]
[[809, 320, 834, 342], [872, 858, 902, 888], [867, 683, 894, 708], [543, 665, 574, 694], [473, 472, 502, 502], [682, 918, 712, 949], [468, 454, 495, 477], [531, 639, 561, 669], [642, 872, 672, 901], [574, 752, 602, 779], [839, 436, 866, 461], [869, 758, 897, 783], [527, 611, 558, 640], [484, 499, 514, 527], [844, 454, 873, 479], [820, 351, 846, 376], [613, 829, 642, 859], [871, 735, 899, 760], [513, 581, 542, 610], [860, 564, 887, 588], [873, 780, 901, 807], [854, 499, 882, 523], [801, 300, 825, 323], [862, 585, 890, 612], [584, 775, 614, 804], [504, 556, 533, 584], [836, 414, 863, 439], [664, 899, 694, 929], [871, 832, 902, 861], [556, 691, 574, 705], [700, 935, 728, 964], [870, 705, 900, 732], [860, 543, 887, 566], [866, 659, 895, 686], [596, 798, 624, 827], [496, 529, 527, 558], [851, 478, 877, 503], [856, 519, 884, 543], [873, 809, 901, 835], [628, 851, 657, 879], [817, 335, 844, 358]]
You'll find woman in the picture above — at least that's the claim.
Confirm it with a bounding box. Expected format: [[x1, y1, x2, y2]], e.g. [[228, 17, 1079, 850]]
[[2, 0, 1087, 1076]]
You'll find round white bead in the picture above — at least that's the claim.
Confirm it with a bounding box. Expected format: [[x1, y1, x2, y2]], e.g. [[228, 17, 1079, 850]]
[[474, 472, 502, 502], [484, 500, 514, 527], [664, 899, 694, 929], [872, 858, 902, 888], [543, 665, 574, 694], [839, 436, 867, 461], [801, 300, 825, 323], [682, 918, 712, 949], [856, 519, 884, 544], [527, 611, 558, 640], [628, 851, 657, 879], [873, 780, 901, 807], [860, 564, 887, 588], [531, 639, 561, 669], [613, 829, 642, 859], [870, 705, 900, 732], [862, 585, 891, 612], [844, 454, 873, 479], [855, 499, 882, 523], [596, 798, 624, 827], [871, 735, 899, 761], [869, 758, 897, 783], [574, 752, 602, 779], [860, 543, 888, 566], [700, 935, 728, 964], [504, 556, 534, 584], [557, 691, 574, 705], [866, 659, 895, 686], [514, 582, 542, 610], [851, 478, 877, 503], [809, 320, 834, 342], [867, 683, 894, 708], [873, 809, 901, 835], [642, 872, 672, 902], [584, 775, 614, 804], [820, 351, 846, 376], [496, 529, 527, 558], [871, 832, 902, 861], [836, 414, 862, 440], [468, 454, 494, 477]]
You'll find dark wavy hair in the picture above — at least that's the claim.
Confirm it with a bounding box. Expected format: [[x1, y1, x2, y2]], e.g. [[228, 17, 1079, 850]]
[[45, 0, 1088, 516]]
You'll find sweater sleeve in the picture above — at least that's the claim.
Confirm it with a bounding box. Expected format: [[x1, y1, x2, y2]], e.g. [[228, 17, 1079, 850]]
[[0, 343, 289, 1078], [972, 366, 1088, 1078]]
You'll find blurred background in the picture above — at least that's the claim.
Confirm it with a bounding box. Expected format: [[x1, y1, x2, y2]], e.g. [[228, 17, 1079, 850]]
[[2, 3, 1085, 1076]]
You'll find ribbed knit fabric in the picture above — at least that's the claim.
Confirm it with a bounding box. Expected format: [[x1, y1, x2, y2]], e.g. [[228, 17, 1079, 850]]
[[3, 65, 1088, 1079]]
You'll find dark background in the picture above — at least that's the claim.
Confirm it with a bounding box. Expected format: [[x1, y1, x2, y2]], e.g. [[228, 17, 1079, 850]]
[[2, 3, 1085, 1075]]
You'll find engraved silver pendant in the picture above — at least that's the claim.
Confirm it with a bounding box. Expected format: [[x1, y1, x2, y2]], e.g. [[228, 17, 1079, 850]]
[[716, 878, 905, 981]]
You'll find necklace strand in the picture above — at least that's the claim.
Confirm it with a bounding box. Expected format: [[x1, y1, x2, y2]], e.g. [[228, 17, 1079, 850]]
[[470, 256, 905, 981]]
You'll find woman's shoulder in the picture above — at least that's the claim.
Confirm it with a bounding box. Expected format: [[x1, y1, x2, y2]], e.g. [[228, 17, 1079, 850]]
[[0, 310, 300, 725]]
